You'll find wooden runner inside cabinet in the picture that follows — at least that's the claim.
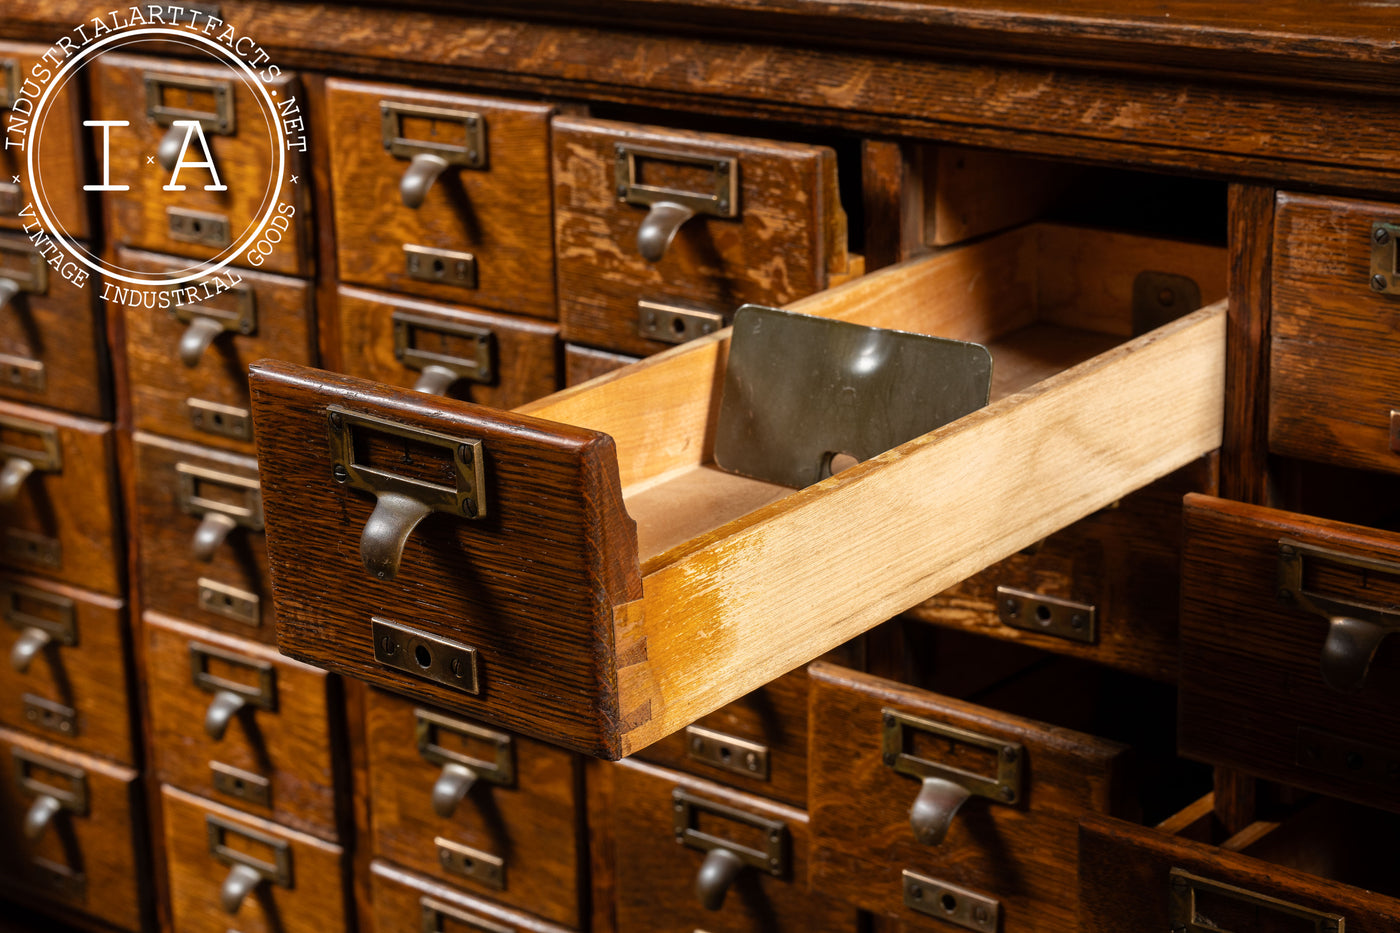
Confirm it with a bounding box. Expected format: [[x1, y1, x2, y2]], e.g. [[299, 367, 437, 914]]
[[249, 222, 1227, 758]]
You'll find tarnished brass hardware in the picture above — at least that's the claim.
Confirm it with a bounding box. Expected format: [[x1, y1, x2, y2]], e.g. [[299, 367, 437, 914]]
[[902, 870, 999, 931], [327, 405, 487, 580], [404, 244, 478, 289], [145, 73, 236, 133], [23, 694, 76, 737], [997, 586, 1097, 645], [373, 617, 480, 694], [696, 848, 745, 911], [615, 144, 738, 263], [882, 708, 1023, 845], [1390, 410, 1399, 455], [673, 788, 787, 910], [1296, 725, 1400, 792], [212, 761, 270, 806], [636, 299, 725, 346], [187, 398, 253, 441], [179, 317, 232, 367], [206, 814, 293, 914], [381, 101, 486, 208], [0, 276, 18, 310], [1131, 270, 1202, 336], [13, 746, 88, 842], [419, 895, 514, 933], [168, 206, 232, 248], [24, 794, 61, 841], [393, 311, 495, 392], [1371, 222, 1400, 296], [0, 456, 34, 502], [197, 578, 259, 627], [0, 354, 45, 393], [204, 689, 246, 741], [9, 627, 50, 672], [0, 59, 18, 110], [1169, 867, 1343, 932], [0, 413, 62, 502], [190, 641, 277, 727], [0, 241, 49, 298], [192, 513, 237, 562], [415, 708, 514, 817], [1278, 539, 1400, 692], [176, 462, 264, 561], [0, 183, 18, 215], [685, 725, 770, 781], [435, 837, 504, 888], [170, 286, 257, 368], [4, 529, 59, 568]]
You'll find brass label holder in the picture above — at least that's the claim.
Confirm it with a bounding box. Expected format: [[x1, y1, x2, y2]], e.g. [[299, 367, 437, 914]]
[[997, 585, 1097, 644], [392, 310, 495, 387], [189, 641, 278, 712], [435, 837, 505, 889], [381, 101, 486, 169], [903, 870, 999, 931], [415, 708, 514, 786], [144, 73, 236, 133], [13, 746, 89, 816], [882, 709, 1024, 805], [419, 895, 514, 933], [1371, 222, 1400, 296], [206, 814, 293, 889], [0, 241, 50, 295], [2, 581, 77, 646], [1168, 867, 1343, 932], [0, 414, 62, 473], [373, 617, 479, 695], [671, 788, 788, 878], [0, 59, 18, 110], [170, 283, 256, 333], [175, 462, 265, 530], [615, 144, 738, 219], [4, 530, 60, 568]]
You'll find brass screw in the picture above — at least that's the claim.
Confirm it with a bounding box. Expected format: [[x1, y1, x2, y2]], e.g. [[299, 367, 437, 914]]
[[1375, 227, 1391, 245], [1373, 274, 1389, 291]]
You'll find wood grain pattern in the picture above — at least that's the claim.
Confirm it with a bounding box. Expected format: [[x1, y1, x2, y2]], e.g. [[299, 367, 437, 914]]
[[88, 54, 311, 276], [326, 80, 557, 318], [145, 611, 343, 842], [120, 248, 315, 455], [0, 572, 134, 765], [0, 399, 121, 595], [553, 115, 848, 356], [0, 40, 87, 237], [611, 759, 857, 933], [564, 344, 638, 388], [336, 285, 560, 409], [1270, 192, 1400, 476], [0, 233, 107, 419], [0, 728, 146, 932], [1179, 494, 1400, 814], [1221, 183, 1274, 504], [859, 139, 922, 271], [364, 689, 583, 927], [369, 860, 575, 933], [925, 147, 1077, 247], [131, 432, 273, 642], [808, 663, 1127, 932], [161, 785, 348, 933]]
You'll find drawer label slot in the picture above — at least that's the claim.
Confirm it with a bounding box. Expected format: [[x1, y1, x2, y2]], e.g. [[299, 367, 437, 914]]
[[392, 310, 494, 389], [1169, 867, 1342, 933]]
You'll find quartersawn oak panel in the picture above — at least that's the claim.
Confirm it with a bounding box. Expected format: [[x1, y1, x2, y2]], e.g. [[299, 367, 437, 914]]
[[0, 41, 87, 237], [326, 79, 557, 318], [370, 860, 575, 933]]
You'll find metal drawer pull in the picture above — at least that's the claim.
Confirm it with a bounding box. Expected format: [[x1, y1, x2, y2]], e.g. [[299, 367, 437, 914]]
[[179, 316, 225, 366], [636, 201, 696, 263], [9, 626, 49, 672], [176, 463, 264, 562], [433, 762, 477, 817], [13, 746, 87, 842], [3, 582, 76, 673], [382, 101, 486, 209], [419, 895, 514, 933], [0, 415, 61, 503], [615, 144, 738, 263], [673, 788, 788, 912], [204, 689, 246, 740], [169, 287, 257, 368], [1278, 539, 1400, 692], [0, 456, 33, 501], [206, 814, 293, 915], [401, 155, 449, 209], [1169, 867, 1343, 932], [0, 244, 49, 307], [696, 848, 745, 911], [0, 277, 18, 310], [192, 512, 238, 561], [416, 708, 514, 817], [24, 794, 62, 840], [882, 708, 1024, 846], [220, 864, 261, 914], [145, 73, 234, 177], [191, 642, 277, 741]]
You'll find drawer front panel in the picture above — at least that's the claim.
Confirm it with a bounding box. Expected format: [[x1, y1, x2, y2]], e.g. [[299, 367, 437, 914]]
[[162, 785, 347, 933], [907, 456, 1217, 683], [147, 612, 341, 840], [327, 80, 556, 317], [553, 115, 848, 356], [87, 55, 311, 275], [0, 41, 87, 237], [370, 860, 575, 933], [121, 249, 314, 454], [1271, 192, 1400, 475], [1180, 494, 1400, 812], [336, 286, 560, 409], [133, 432, 272, 641], [366, 690, 582, 927], [808, 663, 1125, 932], [0, 728, 145, 931], [613, 760, 855, 933], [0, 574, 133, 764], [0, 400, 121, 595], [0, 233, 107, 418]]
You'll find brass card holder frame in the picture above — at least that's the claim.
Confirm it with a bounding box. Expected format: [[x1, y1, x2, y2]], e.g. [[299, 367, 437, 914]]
[[191, 640, 277, 741], [673, 788, 788, 911], [0, 414, 61, 505], [1277, 538, 1400, 692], [13, 746, 88, 843], [206, 814, 293, 914], [415, 707, 515, 818], [169, 285, 257, 368], [175, 462, 264, 562], [419, 895, 513, 933], [1371, 221, 1399, 296], [4, 580, 77, 674], [0, 240, 51, 299], [144, 73, 236, 132], [1168, 868, 1343, 933], [882, 708, 1023, 846], [381, 100, 486, 209], [615, 143, 738, 263], [392, 310, 496, 393]]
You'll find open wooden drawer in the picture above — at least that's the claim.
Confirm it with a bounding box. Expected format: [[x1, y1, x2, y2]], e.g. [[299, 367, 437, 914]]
[[249, 222, 1226, 758]]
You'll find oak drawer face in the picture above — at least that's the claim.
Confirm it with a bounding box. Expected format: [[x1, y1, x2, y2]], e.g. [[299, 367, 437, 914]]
[[327, 80, 556, 317], [0, 574, 133, 764], [908, 457, 1217, 683], [87, 55, 311, 275], [0, 42, 87, 237], [147, 612, 341, 840], [250, 222, 1226, 758], [0, 234, 107, 418], [0, 400, 121, 595], [553, 115, 853, 356], [133, 432, 272, 641], [371, 860, 575, 933], [162, 785, 348, 933], [613, 760, 855, 933], [0, 728, 146, 931], [337, 286, 560, 408], [366, 690, 582, 927], [120, 249, 314, 454], [1179, 494, 1400, 813], [1271, 193, 1400, 475], [807, 663, 1128, 932]]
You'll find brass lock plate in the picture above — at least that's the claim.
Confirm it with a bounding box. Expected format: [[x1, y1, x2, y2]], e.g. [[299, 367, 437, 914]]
[[187, 398, 254, 441], [22, 694, 77, 738], [197, 577, 260, 627], [206, 814, 293, 888], [212, 761, 271, 807], [144, 73, 236, 133], [672, 788, 788, 878], [0, 241, 49, 295], [381, 101, 486, 169], [684, 725, 770, 781], [189, 641, 277, 712], [168, 207, 232, 248], [1296, 725, 1400, 791], [435, 837, 504, 889], [415, 708, 514, 786], [175, 462, 264, 530], [1168, 867, 1342, 933], [615, 144, 738, 218], [404, 244, 478, 289], [0, 414, 62, 472], [393, 311, 495, 384], [2, 581, 77, 645], [882, 708, 1024, 806], [4, 529, 60, 568], [996, 585, 1097, 644], [13, 746, 88, 815], [903, 870, 999, 932], [636, 298, 725, 345], [170, 285, 256, 334], [1371, 222, 1400, 296], [373, 617, 480, 695], [419, 895, 513, 933], [0, 354, 45, 394]]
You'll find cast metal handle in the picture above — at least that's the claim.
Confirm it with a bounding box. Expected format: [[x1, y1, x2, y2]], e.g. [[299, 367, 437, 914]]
[[431, 761, 478, 818], [413, 364, 459, 396], [220, 863, 262, 914], [192, 512, 238, 562], [909, 775, 973, 846], [401, 153, 449, 209], [0, 277, 18, 311], [361, 493, 433, 581], [23, 793, 61, 841], [695, 847, 745, 911], [157, 124, 186, 172], [179, 315, 226, 367], [636, 201, 696, 263], [0, 456, 34, 503], [204, 689, 246, 740], [9, 625, 50, 672], [1320, 616, 1391, 693]]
